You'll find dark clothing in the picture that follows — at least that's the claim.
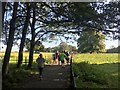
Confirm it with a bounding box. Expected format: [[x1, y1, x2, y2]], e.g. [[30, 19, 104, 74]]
[[38, 67, 43, 75], [36, 57, 45, 68], [58, 55, 61, 61], [36, 57, 45, 76], [53, 54, 56, 61], [64, 52, 70, 63], [55, 52, 59, 59]]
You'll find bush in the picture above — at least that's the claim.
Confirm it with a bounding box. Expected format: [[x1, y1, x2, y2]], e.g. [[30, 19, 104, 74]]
[[73, 62, 109, 88], [2, 67, 31, 88]]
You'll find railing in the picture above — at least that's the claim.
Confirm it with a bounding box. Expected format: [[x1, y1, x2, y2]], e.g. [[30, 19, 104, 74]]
[[70, 57, 77, 90]]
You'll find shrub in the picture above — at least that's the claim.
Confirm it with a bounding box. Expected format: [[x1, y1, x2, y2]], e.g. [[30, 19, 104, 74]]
[[73, 62, 109, 88]]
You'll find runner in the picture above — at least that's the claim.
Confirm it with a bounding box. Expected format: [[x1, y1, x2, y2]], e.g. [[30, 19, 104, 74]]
[[36, 54, 45, 80], [60, 51, 67, 68]]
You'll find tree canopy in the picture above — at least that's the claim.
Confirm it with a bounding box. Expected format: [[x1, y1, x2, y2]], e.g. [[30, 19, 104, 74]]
[[77, 29, 106, 53]]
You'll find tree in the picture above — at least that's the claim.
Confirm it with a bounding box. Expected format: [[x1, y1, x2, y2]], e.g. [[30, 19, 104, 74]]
[[46, 47, 52, 52], [25, 40, 44, 53], [77, 29, 106, 53], [59, 42, 70, 52], [2, 2, 18, 77], [17, 3, 31, 68], [34, 41, 45, 53], [69, 45, 77, 52], [27, 3, 36, 68]]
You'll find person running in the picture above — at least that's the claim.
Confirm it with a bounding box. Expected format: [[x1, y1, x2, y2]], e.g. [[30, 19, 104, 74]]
[[52, 53, 56, 64], [55, 51, 59, 64], [60, 51, 67, 68], [58, 52, 61, 65], [64, 50, 70, 65], [53, 51, 59, 64], [36, 54, 45, 80]]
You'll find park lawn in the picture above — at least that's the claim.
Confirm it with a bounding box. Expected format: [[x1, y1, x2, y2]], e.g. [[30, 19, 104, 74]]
[[1, 52, 119, 88], [72, 53, 119, 88], [0, 52, 54, 64]]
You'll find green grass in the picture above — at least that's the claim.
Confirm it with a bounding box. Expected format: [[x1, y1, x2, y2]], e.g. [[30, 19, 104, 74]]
[[2, 62, 40, 88], [0, 52, 54, 64], [1, 52, 119, 88], [72, 53, 119, 88], [72, 53, 119, 64]]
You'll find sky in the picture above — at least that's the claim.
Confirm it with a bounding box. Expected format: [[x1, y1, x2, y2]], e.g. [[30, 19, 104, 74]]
[[0, 37, 119, 52], [1, 0, 119, 52]]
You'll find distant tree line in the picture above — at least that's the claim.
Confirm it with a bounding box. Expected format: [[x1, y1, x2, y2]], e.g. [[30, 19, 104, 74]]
[[25, 41, 77, 53], [107, 46, 120, 53]]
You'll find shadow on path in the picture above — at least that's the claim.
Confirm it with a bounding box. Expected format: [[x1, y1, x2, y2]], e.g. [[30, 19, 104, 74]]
[[16, 65, 71, 88]]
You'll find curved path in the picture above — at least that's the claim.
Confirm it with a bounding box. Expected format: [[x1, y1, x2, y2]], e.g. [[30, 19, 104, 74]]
[[16, 65, 71, 89]]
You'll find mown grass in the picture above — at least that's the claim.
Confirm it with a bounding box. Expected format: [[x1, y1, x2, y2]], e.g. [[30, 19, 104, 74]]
[[72, 53, 119, 88], [0, 52, 54, 64]]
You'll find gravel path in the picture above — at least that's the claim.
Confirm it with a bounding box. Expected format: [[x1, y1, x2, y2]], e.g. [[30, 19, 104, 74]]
[[16, 65, 71, 89]]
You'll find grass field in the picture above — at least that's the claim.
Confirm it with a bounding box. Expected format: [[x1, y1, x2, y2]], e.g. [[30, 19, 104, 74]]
[[0, 52, 54, 64], [1, 52, 119, 88], [72, 53, 119, 88]]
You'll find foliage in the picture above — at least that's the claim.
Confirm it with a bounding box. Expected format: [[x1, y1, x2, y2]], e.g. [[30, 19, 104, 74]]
[[73, 62, 109, 86], [59, 42, 70, 52], [77, 29, 106, 53], [25, 39, 45, 52], [72, 55, 119, 88], [56, 42, 77, 52], [2, 65, 32, 88], [73, 62, 119, 88]]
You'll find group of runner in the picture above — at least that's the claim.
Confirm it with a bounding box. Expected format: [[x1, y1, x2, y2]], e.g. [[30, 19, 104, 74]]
[[36, 50, 72, 80], [53, 50, 72, 67]]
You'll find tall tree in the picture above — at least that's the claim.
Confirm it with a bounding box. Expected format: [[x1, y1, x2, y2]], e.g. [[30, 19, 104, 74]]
[[77, 29, 106, 53], [59, 42, 70, 52], [2, 2, 18, 77], [17, 3, 31, 68], [27, 3, 36, 68]]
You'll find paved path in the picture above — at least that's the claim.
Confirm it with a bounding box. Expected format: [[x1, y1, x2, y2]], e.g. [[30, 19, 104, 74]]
[[17, 65, 71, 88]]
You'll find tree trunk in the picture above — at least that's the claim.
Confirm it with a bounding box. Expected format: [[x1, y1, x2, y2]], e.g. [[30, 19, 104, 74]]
[[17, 3, 31, 68], [27, 3, 36, 68], [2, 2, 18, 78], [27, 40, 35, 68]]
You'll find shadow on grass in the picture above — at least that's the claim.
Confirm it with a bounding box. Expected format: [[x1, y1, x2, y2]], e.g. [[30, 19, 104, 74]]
[[73, 62, 119, 88], [2, 62, 59, 89], [2, 62, 39, 89]]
